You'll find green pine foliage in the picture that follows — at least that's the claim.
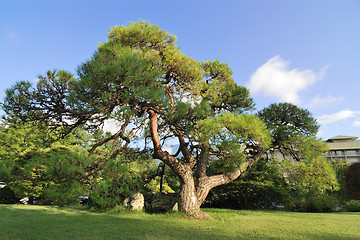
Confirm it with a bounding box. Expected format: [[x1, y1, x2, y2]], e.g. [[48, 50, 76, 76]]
[[88, 150, 158, 209], [0, 122, 157, 207]]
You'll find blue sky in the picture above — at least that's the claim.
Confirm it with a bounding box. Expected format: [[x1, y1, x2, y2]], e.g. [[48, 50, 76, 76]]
[[1, 0, 360, 140]]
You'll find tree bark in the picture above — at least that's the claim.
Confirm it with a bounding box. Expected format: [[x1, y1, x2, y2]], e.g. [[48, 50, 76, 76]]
[[148, 109, 210, 219], [179, 170, 211, 220]]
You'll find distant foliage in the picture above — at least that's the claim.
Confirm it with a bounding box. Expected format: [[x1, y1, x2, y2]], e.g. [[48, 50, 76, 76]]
[[331, 159, 349, 201], [344, 200, 360, 212], [344, 162, 360, 201], [257, 102, 319, 150], [0, 186, 19, 204]]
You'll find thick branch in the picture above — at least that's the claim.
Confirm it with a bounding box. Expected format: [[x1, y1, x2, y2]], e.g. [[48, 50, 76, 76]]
[[148, 109, 188, 178], [195, 143, 209, 180], [195, 146, 265, 206], [196, 161, 251, 205], [178, 135, 196, 169], [148, 109, 162, 152]]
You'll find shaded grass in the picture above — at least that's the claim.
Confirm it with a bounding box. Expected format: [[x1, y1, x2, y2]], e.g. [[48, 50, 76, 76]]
[[1, 205, 360, 239]]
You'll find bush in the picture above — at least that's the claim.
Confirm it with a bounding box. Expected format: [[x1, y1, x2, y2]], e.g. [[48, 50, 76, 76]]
[[0, 186, 19, 204], [88, 181, 131, 209], [88, 152, 157, 209], [284, 157, 340, 212], [344, 200, 360, 212], [205, 160, 290, 209], [344, 163, 360, 200], [288, 192, 337, 212], [331, 159, 349, 201]]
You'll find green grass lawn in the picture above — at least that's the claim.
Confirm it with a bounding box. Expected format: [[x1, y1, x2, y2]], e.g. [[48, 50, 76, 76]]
[[1, 205, 359, 240]]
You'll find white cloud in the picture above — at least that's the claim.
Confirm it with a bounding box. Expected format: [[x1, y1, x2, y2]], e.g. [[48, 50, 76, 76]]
[[7, 32, 21, 44], [308, 95, 344, 108], [102, 119, 122, 134], [247, 55, 327, 104], [317, 110, 360, 124], [353, 121, 360, 127]]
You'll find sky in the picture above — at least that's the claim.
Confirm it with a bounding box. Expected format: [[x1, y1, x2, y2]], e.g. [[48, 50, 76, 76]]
[[1, 0, 360, 140]]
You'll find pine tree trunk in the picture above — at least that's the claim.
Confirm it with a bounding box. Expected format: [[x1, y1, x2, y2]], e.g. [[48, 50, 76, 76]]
[[179, 170, 211, 220]]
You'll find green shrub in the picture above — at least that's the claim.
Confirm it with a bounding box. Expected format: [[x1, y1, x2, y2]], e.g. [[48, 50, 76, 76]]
[[344, 200, 360, 212], [88, 180, 130, 209], [344, 162, 360, 200], [288, 192, 338, 212], [331, 159, 349, 201], [205, 160, 290, 209], [0, 186, 19, 204], [88, 152, 157, 209]]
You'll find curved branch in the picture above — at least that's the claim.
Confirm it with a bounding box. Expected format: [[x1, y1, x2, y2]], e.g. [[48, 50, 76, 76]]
[[196, 161, 251, 206], [148, 109, 188, 178]]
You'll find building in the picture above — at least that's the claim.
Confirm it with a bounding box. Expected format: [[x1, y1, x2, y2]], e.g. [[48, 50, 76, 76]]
[[324, 135, 360, 163]]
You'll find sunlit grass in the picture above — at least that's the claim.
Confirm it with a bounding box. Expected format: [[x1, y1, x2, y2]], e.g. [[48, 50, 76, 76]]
[[1, 205, 359, 239]]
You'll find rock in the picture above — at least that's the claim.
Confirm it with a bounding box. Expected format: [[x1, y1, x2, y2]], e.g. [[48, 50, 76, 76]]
[[123, 192, 144, 210], [124, 191, 179, 213], [144, 192, 179, 213], [19, 197, 29, 205]]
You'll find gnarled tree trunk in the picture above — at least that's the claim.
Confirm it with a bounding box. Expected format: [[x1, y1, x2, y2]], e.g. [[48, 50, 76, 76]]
[[179, 171, 211, 220]]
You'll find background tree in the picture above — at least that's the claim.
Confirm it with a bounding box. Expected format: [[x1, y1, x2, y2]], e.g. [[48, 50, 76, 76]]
[[2, 21, 270, 219], [257, 102, 319, 161], [258, 103, 339, 212]]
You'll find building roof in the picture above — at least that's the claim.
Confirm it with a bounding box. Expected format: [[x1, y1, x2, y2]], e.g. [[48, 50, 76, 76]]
[[327, 141, 360, 150], [327, 135, 358, 142], [325, 135, 360, 150]]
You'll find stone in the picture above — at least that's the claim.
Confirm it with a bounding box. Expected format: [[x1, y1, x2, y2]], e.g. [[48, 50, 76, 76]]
[[123, 192, 144, 210], [124, 191, 179, 213], [144, 192, 179, 213], [19, 197, 29, 205]]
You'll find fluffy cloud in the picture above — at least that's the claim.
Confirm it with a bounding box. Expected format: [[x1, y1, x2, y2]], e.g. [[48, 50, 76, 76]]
[[308, 95, 344, 108], [247, 55, 327, 104], [317, 110, 360, 124], [102, 119, 122, 134]]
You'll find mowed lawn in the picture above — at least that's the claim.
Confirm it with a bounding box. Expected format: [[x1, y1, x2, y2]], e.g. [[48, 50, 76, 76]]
[[1, 205, 359, 240]]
